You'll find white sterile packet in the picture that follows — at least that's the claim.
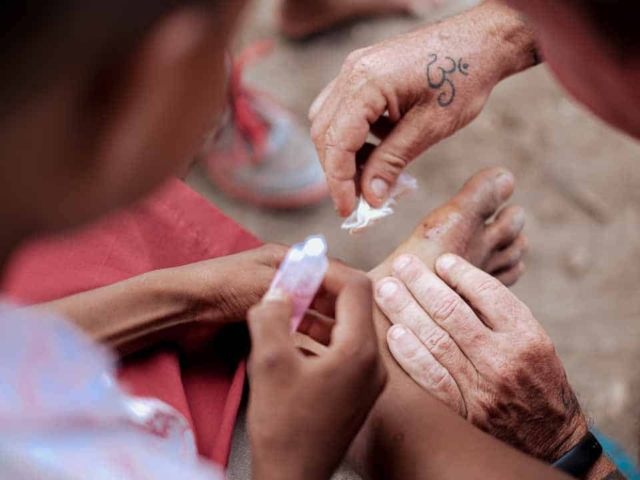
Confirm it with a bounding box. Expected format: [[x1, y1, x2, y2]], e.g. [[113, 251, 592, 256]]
[[342, 173, 418, 234], [0, 305, 224, 480]]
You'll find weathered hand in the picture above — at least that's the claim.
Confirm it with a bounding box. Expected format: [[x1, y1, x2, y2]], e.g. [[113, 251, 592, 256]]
[[309, 0, 538, 216], [247, 276, 386, 480], [376, 253, 587, 461]]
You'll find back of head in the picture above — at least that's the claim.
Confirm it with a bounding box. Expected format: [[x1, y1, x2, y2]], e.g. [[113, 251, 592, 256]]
[[0, 0, 245, 241]]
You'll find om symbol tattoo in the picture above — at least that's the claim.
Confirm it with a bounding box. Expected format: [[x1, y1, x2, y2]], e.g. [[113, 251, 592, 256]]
[[426, 54, 470, 107]]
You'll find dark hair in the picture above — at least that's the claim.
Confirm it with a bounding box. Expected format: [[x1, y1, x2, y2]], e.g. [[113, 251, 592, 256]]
[[570, 0, 639, 55], [0, 1, 213, 114]]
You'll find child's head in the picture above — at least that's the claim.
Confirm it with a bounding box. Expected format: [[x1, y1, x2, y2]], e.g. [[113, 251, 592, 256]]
[[0, 1, 246, 237]]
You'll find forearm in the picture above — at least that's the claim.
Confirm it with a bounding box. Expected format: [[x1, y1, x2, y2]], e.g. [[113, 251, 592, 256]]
[[480, 0, 541, 76], [353, 368, 573, 480], [442, 0, 540, 82], [588, 456, 625, 480], [33, 268, 220, 356]]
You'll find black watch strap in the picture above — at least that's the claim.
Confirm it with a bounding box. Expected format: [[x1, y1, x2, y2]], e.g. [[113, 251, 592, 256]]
[[552, 431, 603, 478]]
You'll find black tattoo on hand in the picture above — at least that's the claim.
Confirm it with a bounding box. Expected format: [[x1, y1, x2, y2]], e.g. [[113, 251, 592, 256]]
[[426, 54, 469, 107]]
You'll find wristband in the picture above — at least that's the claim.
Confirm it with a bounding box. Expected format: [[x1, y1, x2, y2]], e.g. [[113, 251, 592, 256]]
[[552, 431, 603, 478]]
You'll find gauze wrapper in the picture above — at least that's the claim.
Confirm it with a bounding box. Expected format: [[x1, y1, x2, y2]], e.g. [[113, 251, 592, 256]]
[[342, 173, 418, 234]]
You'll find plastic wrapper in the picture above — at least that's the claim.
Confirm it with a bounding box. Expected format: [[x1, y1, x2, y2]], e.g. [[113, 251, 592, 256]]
[[342, 173, 418, 234], [0, 305, 224, 480], [268, 235, 328, 332]]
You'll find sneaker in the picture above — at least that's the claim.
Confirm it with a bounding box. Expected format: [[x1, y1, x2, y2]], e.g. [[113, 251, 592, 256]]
[[201, 41, 328, 210]]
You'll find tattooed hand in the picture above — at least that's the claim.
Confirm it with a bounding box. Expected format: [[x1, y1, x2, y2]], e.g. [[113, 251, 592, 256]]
[[309, 0, 539, 217], [378, 254, 588, 462]]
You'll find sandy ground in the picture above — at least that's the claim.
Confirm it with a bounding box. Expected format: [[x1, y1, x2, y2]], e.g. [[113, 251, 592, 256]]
[[186, 0, 640, 476]]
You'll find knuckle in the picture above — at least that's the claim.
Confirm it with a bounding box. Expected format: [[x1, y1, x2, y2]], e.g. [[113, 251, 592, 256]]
[[377, 149, 410, 171], [523, 330, 556, 358], [430, 294, 463, 324], [344, 49, 372, 73], [472, 276, 503, 299], [419, 363, 450, 391], [259, 243, 287, 263], [253, 347, 291, 374], [421, 328, 455, 358], [343, 50, 363, 70]]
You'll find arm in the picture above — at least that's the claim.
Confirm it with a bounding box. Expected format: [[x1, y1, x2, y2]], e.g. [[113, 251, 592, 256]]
[[310, 0, 540, 216], [40, 266, 219, 356], [37, 244, 361, 357], [376, 253, 624, 479]]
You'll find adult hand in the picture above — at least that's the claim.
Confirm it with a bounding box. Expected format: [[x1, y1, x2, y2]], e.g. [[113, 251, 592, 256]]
[[375, 253, 587, 462], [309, 0, 538, 216], [247, 275, 386, 480]]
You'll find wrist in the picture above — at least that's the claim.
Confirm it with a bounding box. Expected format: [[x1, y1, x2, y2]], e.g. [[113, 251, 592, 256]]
[[105, 269, 205, 353], [585, 455, 619, 480], [547, 414, 590, 461], [475, 0, 540, 81]]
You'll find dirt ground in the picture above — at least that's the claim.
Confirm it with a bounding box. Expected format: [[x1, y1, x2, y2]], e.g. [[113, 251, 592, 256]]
[[187, 0, 640, 476]]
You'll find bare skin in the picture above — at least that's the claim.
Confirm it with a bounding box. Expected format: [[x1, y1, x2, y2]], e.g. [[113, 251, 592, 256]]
[[313, 167, 561, 479], [310, 0, 539, 216], [339, 167, 618, 480], [278, 0, 422, 40], [371, 167, 528, 285]]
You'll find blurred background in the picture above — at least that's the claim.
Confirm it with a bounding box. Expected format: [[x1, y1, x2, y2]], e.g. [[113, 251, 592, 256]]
[[187, 0, 640, 469]]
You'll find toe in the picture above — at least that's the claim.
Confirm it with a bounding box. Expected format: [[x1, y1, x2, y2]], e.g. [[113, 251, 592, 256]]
[[486, 234, 529, 273], [485, 205, 526, 251], [452, 168, 515, 221], [495, 261, 526, 287]]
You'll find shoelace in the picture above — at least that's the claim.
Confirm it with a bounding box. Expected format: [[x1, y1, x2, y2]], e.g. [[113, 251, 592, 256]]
[[228, 39, 275, 163]]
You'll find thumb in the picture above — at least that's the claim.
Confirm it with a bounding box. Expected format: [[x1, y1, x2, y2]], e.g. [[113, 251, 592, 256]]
[[247, 290, 298, 371], [361, 109, 431, 207]]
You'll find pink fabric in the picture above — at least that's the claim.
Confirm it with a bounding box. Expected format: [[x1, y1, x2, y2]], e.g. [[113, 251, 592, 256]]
[[1, 179, 260, 466]]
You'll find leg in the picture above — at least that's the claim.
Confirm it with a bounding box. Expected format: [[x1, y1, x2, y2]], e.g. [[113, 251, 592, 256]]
[[371, 167, 527, 286], [350, 168, 540, 478]]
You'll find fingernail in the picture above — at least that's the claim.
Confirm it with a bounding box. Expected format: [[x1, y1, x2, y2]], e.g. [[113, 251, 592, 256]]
[[436, 254, 457, 273], [513, 208, 525, 230], [377, 279, 398, 299], [371, 178, 390, 201], [393, 255, 412, 272], [263, 288, 289, 303], [390, 326, 407, 340], [496, 171, 514, 190]]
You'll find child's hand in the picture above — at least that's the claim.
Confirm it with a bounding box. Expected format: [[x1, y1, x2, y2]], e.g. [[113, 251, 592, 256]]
[[247, 274, 386, 480]]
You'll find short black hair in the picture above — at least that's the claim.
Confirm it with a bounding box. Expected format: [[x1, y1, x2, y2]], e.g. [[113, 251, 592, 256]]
[[0, 1, 213, 114], [570, 0, 639, 56]]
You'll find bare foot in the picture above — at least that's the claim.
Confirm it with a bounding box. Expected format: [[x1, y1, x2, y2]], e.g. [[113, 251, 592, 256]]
[[370, 168, 527, 286], [278, 0, 420, 40], [347, 168, 528, 476]]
